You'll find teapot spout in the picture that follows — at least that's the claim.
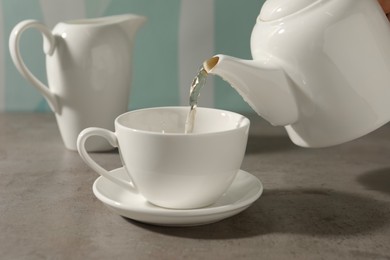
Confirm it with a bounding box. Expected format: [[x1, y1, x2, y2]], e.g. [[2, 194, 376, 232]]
[[204, 55, 299, 126]]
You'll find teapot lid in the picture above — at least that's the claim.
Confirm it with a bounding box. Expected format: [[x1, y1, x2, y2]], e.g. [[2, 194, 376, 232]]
[[259, 0, 322, 21]]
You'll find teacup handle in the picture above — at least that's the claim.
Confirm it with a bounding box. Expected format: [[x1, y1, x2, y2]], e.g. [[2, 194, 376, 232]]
[[77, 127, 137, 192], [9, 20, 59, 113]]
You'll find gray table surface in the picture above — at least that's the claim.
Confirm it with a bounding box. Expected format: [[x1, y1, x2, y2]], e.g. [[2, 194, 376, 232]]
[[1, 113, 390, 260]]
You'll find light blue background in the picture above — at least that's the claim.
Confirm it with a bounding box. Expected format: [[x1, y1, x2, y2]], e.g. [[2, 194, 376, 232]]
[[1, 0, 265, 112]]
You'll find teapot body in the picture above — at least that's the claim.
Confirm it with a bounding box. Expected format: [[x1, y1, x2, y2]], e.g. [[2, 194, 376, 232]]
[[252, 0, 390, 147]]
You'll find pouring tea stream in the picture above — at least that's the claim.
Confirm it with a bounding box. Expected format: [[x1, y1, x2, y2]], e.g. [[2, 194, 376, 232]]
[[202, 0, 390, 148]]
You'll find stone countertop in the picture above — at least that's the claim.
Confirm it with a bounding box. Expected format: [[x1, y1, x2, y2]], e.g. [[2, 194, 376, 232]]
[[1, 113, 390, 259]]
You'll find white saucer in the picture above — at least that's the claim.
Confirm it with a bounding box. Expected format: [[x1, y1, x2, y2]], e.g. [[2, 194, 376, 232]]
[[92, 167, 263, 226]]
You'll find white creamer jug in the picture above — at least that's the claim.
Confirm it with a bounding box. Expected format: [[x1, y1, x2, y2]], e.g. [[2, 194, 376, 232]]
[[9, 14, 146, 151]]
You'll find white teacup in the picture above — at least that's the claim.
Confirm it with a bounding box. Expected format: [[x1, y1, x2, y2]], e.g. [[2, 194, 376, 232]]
[[77, 107, 250, 209]]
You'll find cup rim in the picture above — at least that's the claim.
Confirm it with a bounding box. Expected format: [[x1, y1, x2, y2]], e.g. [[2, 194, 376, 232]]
[[114, 106, 250, 136]]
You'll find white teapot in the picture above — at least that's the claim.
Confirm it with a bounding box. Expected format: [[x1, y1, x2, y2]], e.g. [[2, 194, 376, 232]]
[[204, 0, 390, 147]]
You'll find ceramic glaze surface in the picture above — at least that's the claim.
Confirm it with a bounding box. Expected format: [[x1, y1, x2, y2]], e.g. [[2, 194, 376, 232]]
[[9, 14, 146, 151], [77, 107, 250, 209], [207, 0, 390, 147], [93, 167, 263, 226], [259, 0, 321, 21]]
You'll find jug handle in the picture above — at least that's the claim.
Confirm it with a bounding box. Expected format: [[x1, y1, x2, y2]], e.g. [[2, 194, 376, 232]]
[[9, 20, 59, 113]]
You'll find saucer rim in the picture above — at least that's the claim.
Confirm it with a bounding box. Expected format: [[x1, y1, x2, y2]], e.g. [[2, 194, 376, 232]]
[[92, 167, 263, 217]]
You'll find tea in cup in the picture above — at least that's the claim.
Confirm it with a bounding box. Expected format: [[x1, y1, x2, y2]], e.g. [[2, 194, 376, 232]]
[[77, 106, 250, 209]]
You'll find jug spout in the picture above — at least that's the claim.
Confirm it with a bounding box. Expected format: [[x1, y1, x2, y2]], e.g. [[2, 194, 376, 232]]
[[119, 14, 147, 40], [204, 55, 299, 126]]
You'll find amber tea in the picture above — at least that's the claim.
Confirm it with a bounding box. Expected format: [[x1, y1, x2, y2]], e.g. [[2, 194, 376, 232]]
[[184, 66, 208, 134]]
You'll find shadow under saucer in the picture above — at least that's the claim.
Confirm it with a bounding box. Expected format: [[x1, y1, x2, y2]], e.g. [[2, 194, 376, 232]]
[[357, 167, 390, 195], [128, 188, 390, 240]]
